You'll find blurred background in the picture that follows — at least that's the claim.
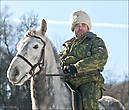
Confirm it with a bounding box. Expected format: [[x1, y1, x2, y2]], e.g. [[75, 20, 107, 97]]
[[0, 1, 128, 109]]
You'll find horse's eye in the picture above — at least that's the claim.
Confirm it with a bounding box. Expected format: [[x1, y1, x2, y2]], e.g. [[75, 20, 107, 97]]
[[33, 44, 38, 49]]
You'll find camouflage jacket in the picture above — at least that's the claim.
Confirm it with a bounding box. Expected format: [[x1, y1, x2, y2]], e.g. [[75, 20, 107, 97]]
[[59, 32, 108, 73]]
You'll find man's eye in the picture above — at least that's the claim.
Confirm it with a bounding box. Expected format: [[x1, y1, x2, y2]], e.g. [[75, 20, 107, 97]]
[[33, 44, 38, 49]]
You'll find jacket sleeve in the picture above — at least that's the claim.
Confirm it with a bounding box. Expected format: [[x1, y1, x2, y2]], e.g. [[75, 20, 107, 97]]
[[59, 46, 79, 66], [74, 37, 108, 73], [63, 56, 79, 66]]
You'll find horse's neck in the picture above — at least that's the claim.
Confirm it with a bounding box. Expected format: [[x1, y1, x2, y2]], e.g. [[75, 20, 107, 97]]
[[31, 39, 72, 109]]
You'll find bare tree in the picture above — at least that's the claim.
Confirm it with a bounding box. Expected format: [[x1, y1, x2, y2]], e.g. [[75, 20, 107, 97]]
[[0, 6, 39, 110], [16, 11, 39, 41], [0, 6, 15, 109], [103, 72, 128, 109], [0, 6, 14, 59]]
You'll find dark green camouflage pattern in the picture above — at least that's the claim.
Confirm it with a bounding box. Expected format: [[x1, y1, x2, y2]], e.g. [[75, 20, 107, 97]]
[[60, 34, 108, 73], [66, 71, 104, 89], [66, 73, 104, 110], [59, 32, 108, 109], [78, 81, 101, 110]]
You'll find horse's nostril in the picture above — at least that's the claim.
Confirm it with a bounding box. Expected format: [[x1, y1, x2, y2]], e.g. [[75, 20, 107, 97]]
[[9, 67, 20, 83], [12, 67, 20, 79], [14, 67, 19, 77], [10, 67, 20, 82], [15, 72, 19, 77]]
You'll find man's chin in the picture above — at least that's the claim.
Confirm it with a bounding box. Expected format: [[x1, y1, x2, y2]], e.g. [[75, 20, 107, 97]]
[[76, 33, 83, 37], [75, 32, 84, 37]]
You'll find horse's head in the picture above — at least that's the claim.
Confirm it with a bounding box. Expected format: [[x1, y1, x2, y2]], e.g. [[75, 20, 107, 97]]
[[7, 19, 47, 85]]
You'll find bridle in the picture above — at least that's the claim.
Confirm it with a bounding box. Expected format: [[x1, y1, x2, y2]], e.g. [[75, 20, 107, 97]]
[[16, 34, 72, 82], [17, 35, 46, 79]]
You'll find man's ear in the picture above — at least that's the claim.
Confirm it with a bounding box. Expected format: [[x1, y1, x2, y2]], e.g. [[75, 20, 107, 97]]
[[40, 19, 47, 35]]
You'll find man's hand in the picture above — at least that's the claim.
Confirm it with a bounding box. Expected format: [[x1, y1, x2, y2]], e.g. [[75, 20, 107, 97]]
[[63, 64, 78, 75]]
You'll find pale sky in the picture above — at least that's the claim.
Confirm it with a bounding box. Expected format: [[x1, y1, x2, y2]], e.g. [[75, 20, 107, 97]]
[[1, 1, 128, 83]]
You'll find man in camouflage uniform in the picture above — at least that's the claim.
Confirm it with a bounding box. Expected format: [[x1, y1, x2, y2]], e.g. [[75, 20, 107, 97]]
[[59, 10, 108, 110]]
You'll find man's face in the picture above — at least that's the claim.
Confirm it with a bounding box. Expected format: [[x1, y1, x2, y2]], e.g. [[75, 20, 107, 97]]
[[74, 23, 89, 37]]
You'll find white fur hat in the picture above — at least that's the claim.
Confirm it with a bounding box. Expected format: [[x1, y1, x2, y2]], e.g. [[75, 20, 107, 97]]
[[70, 10, 91, 32]]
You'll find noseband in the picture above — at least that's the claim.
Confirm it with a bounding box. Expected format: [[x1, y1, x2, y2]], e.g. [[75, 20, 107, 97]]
[[17, 35, 46, 78]]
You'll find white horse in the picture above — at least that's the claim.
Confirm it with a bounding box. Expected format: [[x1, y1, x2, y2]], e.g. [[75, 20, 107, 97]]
[[7, 19, 125, 110], [7, 19, 72, 110]]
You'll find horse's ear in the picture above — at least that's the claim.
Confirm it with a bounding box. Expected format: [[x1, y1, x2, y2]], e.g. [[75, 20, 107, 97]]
[[40, 19, 47, 35]]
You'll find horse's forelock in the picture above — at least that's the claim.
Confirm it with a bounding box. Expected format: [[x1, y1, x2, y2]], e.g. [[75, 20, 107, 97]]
[[16, 36, 29, 51], [25, 29, 37, 37], [17, 28, 46, 51], [16, 29, 34, 51]]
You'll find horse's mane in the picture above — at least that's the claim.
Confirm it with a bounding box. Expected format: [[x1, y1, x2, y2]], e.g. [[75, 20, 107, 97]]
[[48, 37, 64, 75], [51, 42, 60, 63]]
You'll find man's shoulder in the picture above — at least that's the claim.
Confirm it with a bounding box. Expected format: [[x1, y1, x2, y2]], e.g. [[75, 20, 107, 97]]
[[84, 32, 105, 45], [84, 32, 103, 39], [63, 37, 76, 46], [92, 36, 102, 40], [91, 36, 104, 42], [66, 37, 76, 43]]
